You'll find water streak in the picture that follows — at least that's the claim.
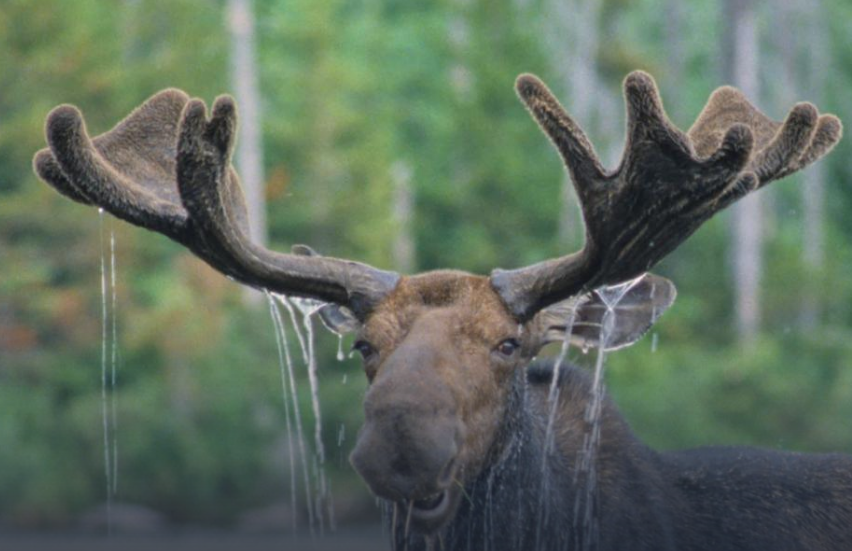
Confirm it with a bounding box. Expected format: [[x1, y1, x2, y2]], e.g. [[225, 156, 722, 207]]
[[571, 307, 612, 551], [276, 295, 333, 532], [98, 210, 112, 533], [265, 292, 300, 530], [534, 297, 580, 548], [267, 294, 316, 534], [278, 295, 309, 364], [337, 424, 346, 447], [290, 297, 331, 531], [570, 274, 646, 551], [108, 228, 120, 497]]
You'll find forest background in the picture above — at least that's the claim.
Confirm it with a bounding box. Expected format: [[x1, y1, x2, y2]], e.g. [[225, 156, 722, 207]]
[[1, 0, 852, 534]]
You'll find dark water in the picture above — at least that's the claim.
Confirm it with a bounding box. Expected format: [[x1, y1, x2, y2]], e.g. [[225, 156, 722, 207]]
[[0, 528, 389, 551]]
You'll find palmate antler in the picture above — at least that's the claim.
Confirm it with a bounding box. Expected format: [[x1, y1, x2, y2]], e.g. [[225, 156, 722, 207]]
[[33, 90, 399, 319], [491, 71, 842, 320], [33, 71, 841, 324]]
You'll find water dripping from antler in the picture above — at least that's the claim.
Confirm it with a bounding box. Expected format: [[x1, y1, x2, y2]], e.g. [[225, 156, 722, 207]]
[[97, 209, 120, 534], [265, 291, 302, 532], [275, 294, 335, 533], [571, 274, 646, 551]]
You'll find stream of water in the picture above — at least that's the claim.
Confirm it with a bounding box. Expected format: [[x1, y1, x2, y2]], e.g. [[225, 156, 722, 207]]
[[573, 275, 646, 551], [97, 211, 120, 534], [265, 291, 300, 531], [534, 274, 646, 551], [267, 294, 318, 534], [267, 294, 341, 535]]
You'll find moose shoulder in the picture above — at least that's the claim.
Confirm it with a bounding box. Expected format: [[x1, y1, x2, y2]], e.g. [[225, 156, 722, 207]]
[[34, 69, 848, 551]]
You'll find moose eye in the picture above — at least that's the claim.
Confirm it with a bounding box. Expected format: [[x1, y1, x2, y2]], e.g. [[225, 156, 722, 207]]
[[352, 340, 376, 360], [495, 338, 520, 357]]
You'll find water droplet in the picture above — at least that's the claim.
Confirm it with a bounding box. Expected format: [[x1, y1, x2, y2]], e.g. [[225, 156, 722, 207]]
[[336, 334, 345, 361], [341, 373, 348, 385]]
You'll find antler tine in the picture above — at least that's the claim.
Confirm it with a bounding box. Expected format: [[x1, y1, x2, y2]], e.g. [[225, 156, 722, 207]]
[[33, 148, 94, 206], [689, 86, 842, 211], [493, 70, 839, 321], [621, 72, 696, 167], [34, 89, 192, 239], [35, 90, 400, 319], [514, 74, 607, 197]]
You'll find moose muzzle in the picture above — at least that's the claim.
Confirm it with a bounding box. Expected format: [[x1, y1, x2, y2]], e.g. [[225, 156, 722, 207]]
[[349, 341, 462, 506]]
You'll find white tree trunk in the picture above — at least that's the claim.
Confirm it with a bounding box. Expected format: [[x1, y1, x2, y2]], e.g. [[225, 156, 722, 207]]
[[545, 0, 602, 251], [800, 0, 828, 330], [726, 0, 762, 344], [391, 161, 416, 274], [227, 0, 266, 248], [227, 0, 266, 305]]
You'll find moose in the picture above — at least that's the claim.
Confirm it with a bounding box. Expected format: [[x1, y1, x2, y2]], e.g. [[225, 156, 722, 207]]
[[34, 69, 850, 550]]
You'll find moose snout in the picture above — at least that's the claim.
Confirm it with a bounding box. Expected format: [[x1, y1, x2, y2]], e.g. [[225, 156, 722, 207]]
[[350, 396, 462, 502]]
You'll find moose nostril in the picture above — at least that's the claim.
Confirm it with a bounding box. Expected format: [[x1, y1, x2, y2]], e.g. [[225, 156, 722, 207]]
[[437, 456, 457, 488]]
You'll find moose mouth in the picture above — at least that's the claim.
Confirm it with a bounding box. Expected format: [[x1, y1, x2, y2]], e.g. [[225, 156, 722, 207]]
[[404, 485, 463, 533]]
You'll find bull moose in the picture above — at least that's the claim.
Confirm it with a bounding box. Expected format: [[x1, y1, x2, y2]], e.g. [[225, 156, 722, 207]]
[[34, 69, 850, 550]]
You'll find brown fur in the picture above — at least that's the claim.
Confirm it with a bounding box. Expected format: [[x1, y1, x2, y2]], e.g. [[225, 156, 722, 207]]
[[361, 272, 520, 477]]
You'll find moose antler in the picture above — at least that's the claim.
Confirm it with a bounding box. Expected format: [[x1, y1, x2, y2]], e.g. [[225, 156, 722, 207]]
[[491, 71, 841, 320], [34, 90, 399, 319]]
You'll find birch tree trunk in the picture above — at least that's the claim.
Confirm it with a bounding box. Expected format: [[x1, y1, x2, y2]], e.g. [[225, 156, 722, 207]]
[[766, 0, 826, 331], [391, 161, 416, 274], [227, 0, 266, 247], [724, 0, 762, 344], [227, 0, 266, 305], [545, 0, 602, 251], [664, 0, 686, 122], [800, 0, 828, 330]]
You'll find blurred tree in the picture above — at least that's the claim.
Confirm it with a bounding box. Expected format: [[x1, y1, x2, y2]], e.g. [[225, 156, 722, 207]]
[[227, 0, 267, 305], [724, 0, 763, 345], [543, 0, 603, 251], [798, 1, 830, 330], [390, 161, 416, 273]]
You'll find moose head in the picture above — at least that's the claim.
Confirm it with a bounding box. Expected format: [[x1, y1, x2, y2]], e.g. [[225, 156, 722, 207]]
[[34, 70, 841, 539]]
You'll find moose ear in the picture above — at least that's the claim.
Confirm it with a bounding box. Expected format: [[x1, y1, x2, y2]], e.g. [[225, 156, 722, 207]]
[[317, 304, 361, 334], [535, 274, 676, 351]]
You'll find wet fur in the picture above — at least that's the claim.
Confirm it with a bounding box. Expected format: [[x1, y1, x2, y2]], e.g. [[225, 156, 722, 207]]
[[394, 360, 852, 551]]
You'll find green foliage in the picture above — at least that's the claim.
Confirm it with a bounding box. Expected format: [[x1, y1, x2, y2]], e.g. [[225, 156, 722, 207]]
[[2, 0, 852, 530]]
